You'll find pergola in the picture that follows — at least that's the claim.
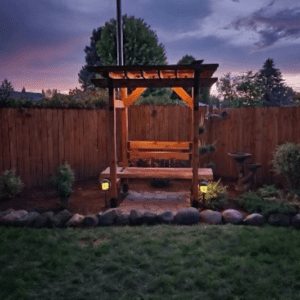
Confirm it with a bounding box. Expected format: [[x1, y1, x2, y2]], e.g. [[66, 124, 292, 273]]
[[87, 60, 219, 203]]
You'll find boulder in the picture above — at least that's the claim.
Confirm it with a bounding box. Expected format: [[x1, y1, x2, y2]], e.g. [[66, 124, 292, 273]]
[[66, 214, 85, 227], [222, 209, 243, 225], [291, 214, 300, 228], [33, 212, 55, 228], [99, 208, 122, 226], [0, 208, 15, 219], [15, 212, 40, 227], [51, 210, 72, 227], [268, 213, 290, 227], [174, 207, 200, 225], [199, 210, 222, 225], [130, 209, 145, 225], [156, 211, 174, 224], [115, 212, 130, 226], [142, 211, 157, 225], [243, 213, 264, 226], [82, 215, 98, 227], [0, 210, 28, 226]]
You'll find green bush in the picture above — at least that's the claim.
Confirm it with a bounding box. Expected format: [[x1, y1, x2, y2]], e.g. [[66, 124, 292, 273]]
[[0, 169, 24, 200], [271, 142, 300, 190], [234, 190, 297, 218], [51, 162, 75, 208], [257, 184, 278, 198], [198, 179, 228, 210]]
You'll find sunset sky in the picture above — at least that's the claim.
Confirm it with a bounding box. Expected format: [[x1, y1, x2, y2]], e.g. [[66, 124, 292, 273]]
[[1, 0, 299, 97]]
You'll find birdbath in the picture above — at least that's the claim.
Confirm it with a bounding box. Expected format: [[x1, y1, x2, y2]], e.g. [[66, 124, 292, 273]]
[[247, 163, 262, 190], [228, 152, 252, 190]]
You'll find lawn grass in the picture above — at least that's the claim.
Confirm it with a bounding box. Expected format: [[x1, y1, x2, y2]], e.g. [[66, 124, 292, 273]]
[[1, 224, 300, 300]]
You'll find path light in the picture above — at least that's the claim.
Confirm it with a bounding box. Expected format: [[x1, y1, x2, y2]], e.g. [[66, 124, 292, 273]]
[[199, 180, 208, 207], [100, 179, 111, 207]]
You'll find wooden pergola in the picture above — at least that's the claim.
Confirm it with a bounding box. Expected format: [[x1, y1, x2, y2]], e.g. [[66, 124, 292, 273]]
[[87, 60, 219, 202]]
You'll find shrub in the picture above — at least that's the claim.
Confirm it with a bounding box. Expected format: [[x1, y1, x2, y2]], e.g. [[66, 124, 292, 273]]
[[198, 179, 227, 210], [0, 169, 24, 200], [257, 184, 278, 198], [234, 190, 297, 218], [271, 142, 300, 190], [51, 162, 75, 208]]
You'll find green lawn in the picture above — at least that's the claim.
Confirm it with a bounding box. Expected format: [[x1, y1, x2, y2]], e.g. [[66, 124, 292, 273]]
[[1, 224, 300, 300]]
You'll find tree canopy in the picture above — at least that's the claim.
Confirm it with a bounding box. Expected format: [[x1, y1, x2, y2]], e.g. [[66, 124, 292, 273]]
[[216, 58, 296, 107], [0, 78, 14, 102]]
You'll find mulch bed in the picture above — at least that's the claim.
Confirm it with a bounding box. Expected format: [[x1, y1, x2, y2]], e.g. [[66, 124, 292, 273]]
[[0, 177, 248, 216]]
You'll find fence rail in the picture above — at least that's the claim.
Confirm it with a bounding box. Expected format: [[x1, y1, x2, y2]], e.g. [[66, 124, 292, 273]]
[[1, 106, 300, 188]]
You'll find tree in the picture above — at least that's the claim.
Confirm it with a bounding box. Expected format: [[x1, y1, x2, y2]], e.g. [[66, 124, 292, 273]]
[[96, 14, 167, 66], [257, 58, 293, 107], [41, 89, 46, 98], [78, 27, 102, 89], [21, 87, 26, 93], [177, 55, 196, 65], [95, 14, 168, 99], [0, 79, 14, 102]]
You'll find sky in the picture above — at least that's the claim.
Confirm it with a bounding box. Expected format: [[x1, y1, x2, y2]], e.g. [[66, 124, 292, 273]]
[[1, 0, 299, 97]]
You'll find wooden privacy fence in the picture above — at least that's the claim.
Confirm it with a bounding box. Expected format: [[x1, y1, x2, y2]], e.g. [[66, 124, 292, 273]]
[[0, 106, 194, 188], [1, 106, 300, 188]]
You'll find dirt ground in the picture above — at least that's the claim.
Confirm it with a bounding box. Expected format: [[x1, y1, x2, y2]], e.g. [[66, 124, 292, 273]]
[[0, 177, 245, 216]]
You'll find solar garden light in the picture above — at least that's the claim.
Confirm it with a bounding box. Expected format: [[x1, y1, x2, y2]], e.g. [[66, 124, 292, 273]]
[[199, 180, 208, 206], [100, 179, 111, 207]]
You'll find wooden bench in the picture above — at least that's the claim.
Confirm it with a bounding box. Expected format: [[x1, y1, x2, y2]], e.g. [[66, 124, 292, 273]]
[[99, 167, 213, 181], [127, 141, 192, 160]]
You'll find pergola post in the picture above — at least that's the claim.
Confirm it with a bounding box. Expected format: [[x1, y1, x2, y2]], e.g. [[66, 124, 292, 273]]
[[108, 79, 118, 199], [192, 70, 200, 201], [120, 88, 128, 167]]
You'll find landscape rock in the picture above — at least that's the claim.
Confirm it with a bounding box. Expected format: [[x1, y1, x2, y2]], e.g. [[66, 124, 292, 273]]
[[51, 209, 72, 227], [66, 214, 85, 227], [243, 213, 265, 226], [142, 210, 157, 225], [0, 208, 15, 219], [268, 213, 290, 227], [33, 212, 55, 228], [0, 210, 28, 226], [115, 212, 130, 226], [222, 209, 243, 225], [82, 215, 98, 227], [15, 212, 40, 227], [130, 209, 145, 225], [291, 214, 300, 228], [199, 210, 222, 225], [156, 211, 174, 224], [99, 208, 122, 226], [174, 207, 200, 225]]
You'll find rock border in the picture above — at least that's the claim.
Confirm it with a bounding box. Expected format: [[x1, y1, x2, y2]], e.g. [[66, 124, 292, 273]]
[[1, 207, 300, 229]]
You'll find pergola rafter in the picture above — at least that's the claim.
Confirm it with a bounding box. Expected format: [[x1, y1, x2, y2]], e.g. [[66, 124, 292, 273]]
[[87, 60, 219, 203]]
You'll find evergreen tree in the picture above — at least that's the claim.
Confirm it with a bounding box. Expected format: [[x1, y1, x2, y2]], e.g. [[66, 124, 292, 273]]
[[78, 27, 102, 89], [177, 55, 196, 65], [257, 58, 293, 107], [41, 89, 46, 98], [95, 14, 168, 99], [96, 15, 167, 66], [0, 79, 14, 102], [21, 87, 26, 93]]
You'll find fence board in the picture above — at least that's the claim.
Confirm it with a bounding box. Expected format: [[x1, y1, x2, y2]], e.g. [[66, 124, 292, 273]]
[[46, 109, 54, 180], [40, 109, 48, 185], [27, 109, 37, 187], [7, 109, 17, 171], [78, 109, 84, 179], [2, 108, 11, 171], [52, 109, 59, 175], [0, 109, 3, 173]]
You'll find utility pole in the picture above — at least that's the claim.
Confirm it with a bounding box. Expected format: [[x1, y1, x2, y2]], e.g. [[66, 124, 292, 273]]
[[116, 0, 123, 66]]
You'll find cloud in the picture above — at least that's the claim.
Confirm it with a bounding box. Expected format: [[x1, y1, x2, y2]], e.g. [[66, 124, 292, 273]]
[[223, 1, 300, 50]]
